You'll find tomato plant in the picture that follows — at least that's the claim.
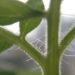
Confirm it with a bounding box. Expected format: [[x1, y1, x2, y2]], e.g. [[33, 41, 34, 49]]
[[0, 0, 75, 75]]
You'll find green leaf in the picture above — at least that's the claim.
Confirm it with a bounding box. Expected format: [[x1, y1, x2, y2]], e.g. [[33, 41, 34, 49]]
[[27, 0, 44, 12], [0, 35, 12, 52], [0, 0, 43, 25], [0, 69, 16, 75], [20, 17, 42, 39], [17, 70, 41, 75]]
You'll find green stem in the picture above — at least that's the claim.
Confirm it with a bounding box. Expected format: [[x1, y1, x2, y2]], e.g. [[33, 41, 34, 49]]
[[47, 0, 61, 54], [45, 0, 61, 75], [59, 28, 75, 54], [0, 27, 45, 67], [43, 55, 60, 75]]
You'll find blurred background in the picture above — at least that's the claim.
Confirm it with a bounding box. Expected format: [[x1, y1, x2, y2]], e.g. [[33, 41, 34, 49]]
[[0, 0, 75, 75]]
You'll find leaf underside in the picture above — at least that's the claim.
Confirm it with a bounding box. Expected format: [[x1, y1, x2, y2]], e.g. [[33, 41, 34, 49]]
[[20, 17, 42, 39], [27, 0, 44, 12], [0, 35, 12, 52], [20, 0, 44, 39], [0, 0, 43, 25], [0, 0, 44, 52]]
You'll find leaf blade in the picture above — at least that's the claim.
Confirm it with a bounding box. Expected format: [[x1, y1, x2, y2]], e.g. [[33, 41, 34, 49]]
[[20, 17, 42, 39], [0, 0, 43, 25], [27, 0, 44, 12], [0, 35, 12, 52]]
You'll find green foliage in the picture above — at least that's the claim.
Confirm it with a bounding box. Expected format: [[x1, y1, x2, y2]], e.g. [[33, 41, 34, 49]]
[[27, 0, 44, 12], [17, 70, 41, 75], [0, 69, 16, 75], [20, 0, 44, 39], [0, 0, 43, 25], [0, 0, 75, 75], [0, 35, 12, 52], [20, 17, 42, 39], [59, 28, 75, 54]]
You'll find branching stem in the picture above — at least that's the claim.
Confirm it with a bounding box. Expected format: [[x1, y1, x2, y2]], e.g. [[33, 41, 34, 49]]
[[0, 27, 45, 68]]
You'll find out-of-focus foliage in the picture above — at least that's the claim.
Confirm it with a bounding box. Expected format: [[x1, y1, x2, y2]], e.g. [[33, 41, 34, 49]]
[[17, 70, 41, 75], [0, 0, 43, 25], [20, 17, 42, 38], [0, 69, 16, 75], [27, 0, 44, 12], [20, 0, 44, 39], [0, 35, 12, 52]]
